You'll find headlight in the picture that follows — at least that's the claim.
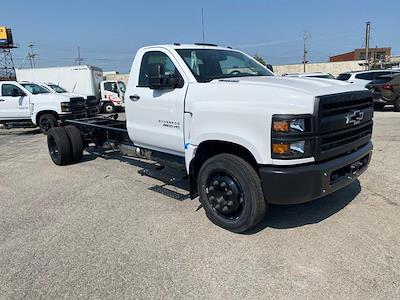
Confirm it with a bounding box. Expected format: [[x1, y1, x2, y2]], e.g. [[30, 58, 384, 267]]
[[271, 114, 314, 159], [61, 102, 70, 112], [272, 116, 311, 133]]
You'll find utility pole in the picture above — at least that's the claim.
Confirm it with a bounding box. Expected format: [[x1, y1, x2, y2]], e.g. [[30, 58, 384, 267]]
[[75, 46, 83, 65], [365, 21, 371, 70], [201, 8, 205, 44], [27, 42, 37, 68], [302, 32, 311, 72]]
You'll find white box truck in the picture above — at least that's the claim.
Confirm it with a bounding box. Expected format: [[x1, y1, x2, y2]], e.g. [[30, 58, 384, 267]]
[[16, 66, 126, 113]]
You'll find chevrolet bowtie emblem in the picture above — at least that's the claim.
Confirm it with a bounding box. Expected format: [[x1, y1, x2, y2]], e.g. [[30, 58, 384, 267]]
[[345, 110, 364, 125]]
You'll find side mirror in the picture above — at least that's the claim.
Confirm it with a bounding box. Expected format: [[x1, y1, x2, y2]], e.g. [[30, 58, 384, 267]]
[[11, 88, 23, 97], [266, 64, 274, 72], [148, 64, 180, 90]]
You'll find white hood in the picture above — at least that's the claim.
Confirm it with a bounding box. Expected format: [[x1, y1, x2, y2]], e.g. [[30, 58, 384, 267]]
[[213, 76, 367, 97]]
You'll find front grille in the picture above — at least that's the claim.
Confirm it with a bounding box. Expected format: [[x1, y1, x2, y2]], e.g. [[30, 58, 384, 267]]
[[85, 96, 99, 108], [316, 91, 373, 161], [321, 122, 372, 151], [69, 97, 86, 113], [320, 97, 372, 118]]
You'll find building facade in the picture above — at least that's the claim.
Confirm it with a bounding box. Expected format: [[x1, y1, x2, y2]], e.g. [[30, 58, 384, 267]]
[[330, 47, 391, 62]]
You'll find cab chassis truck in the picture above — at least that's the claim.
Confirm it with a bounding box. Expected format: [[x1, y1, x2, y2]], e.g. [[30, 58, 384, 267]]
[[46, 44, 373, 233]]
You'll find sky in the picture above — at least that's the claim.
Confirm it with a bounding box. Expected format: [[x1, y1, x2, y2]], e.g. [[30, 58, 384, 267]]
[[2, 0, 400, 73]]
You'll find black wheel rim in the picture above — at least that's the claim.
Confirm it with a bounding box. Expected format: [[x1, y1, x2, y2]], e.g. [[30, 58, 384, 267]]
[[48, 136, 59, 160], [40, 118, 51, 132], [205, 171, 244, 220]]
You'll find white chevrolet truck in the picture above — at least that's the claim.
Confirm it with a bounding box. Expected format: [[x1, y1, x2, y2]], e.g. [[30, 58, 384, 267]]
[[0, 81, 87, 133], [45, 44, 373, 233]]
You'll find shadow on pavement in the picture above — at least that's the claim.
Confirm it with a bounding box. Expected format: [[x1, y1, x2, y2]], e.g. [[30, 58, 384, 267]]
[[79, 148, 362, 231], [0, 128, 42, 135], [246, 180, 361, 234], [85, 149, 191, 200]]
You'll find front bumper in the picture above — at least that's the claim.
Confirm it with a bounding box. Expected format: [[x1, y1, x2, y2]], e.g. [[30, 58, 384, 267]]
[[259, 142, 372, 205]]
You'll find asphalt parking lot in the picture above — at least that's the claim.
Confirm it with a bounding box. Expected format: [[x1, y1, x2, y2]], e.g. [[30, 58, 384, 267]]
[[0, 111, 399, 299]]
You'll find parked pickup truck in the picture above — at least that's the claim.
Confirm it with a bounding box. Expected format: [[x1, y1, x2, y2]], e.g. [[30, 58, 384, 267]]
[[0, 81, 86, 133], [39, 82, 99, 117], [45, 44, 373, 233]]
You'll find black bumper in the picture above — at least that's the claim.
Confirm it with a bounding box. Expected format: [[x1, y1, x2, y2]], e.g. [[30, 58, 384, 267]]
[[259, 142, 372, 205]]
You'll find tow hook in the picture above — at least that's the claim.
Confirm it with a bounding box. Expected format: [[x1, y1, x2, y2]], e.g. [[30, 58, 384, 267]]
[[349, 161, 363, 177]]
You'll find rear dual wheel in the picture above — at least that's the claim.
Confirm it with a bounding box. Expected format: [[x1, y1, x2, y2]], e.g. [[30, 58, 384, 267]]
[[47, 126, 84, 165], [198, 154, 267, 233]]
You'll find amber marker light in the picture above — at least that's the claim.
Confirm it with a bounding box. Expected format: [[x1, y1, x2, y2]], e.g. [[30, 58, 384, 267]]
[[272, 143, 290, 155], [272, 120, 289, 132]]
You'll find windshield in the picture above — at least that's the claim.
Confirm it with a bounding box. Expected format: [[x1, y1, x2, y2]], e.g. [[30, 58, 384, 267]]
[[48, 84, 67, 93], [21, 83, 50, 94], [118, 81, 126, 93], [309, 74, 335, 79], [176, 49, 274, 82]]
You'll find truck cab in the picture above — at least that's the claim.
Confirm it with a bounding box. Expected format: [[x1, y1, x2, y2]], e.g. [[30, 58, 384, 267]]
[[100, 80, 126, 113], [0, 81, 86, 133], [46, 44, 373, 233]]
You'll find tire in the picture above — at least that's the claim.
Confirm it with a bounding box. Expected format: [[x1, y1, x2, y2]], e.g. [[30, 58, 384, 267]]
[[374, 103, 385, 110], [103, 102, 115, 113], [394, 97, 400, 112], [64, 125, 84, 162], [39, 113, 58, 134], [47, 127, 72, 165], [197, 153, 267, 233]]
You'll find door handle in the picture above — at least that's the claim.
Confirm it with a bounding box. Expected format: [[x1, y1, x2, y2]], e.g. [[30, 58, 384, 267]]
[[0, 99, 5, 102], [129, 94, 140, 101]]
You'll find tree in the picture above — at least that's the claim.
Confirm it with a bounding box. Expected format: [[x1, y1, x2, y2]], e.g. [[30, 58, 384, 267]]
[[253, 54, 267, 66]]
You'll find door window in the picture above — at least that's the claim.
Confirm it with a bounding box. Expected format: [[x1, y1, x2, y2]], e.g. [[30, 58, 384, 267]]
[[138, 51, 182, 87], [372, 71, 391, 79], [104, 82, 119, 93], [355, 73, 374, 80], [1, 84, 25, 96]]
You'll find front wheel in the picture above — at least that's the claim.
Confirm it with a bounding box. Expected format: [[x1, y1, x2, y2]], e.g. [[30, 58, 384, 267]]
[[394, 97, 400, 112], [39, 113, 58, 134], [103, 102, 116, 114], [374, 102, 385, 110], [198, 154, 267, 233]]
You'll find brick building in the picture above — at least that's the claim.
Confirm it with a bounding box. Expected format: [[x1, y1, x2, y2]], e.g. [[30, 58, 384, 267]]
[[330, 47, 391, 62]]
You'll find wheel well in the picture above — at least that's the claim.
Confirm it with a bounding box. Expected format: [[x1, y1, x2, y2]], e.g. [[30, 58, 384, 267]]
[[189, 140, 259, 198], [35, 110, 59, 125]]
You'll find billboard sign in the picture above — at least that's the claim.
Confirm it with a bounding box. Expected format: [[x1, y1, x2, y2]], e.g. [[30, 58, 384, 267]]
[[0, 27, 13, 46]]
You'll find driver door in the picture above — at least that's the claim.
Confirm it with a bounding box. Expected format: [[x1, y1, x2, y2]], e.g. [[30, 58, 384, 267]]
[[0, 83, 30, 119], [126, 50, 187, 155]]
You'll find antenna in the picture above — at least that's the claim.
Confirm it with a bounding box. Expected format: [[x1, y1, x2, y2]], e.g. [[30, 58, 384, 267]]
[[201, 8, 205, 44]]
